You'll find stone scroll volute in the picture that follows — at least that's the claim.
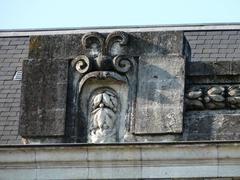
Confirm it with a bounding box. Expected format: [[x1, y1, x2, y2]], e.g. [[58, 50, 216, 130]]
[[72, 31, 138, 143]]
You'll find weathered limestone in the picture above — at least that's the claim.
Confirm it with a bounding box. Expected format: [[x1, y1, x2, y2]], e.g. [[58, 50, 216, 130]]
[[19, 28, 240, 143], [72, 31, 138, 143], [88, 89, 119, 143], [135, 55, 185, 134], [0, 142, 240, 179], [184, 59, 240, 141], [20, 30, 190, 143], [185, 85, 240, 110], [184, 110, 240, 140], [19, 59, 68, 137]]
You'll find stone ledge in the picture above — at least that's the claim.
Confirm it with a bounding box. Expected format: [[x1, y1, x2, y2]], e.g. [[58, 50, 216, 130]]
[[0, 142, 240, 179]]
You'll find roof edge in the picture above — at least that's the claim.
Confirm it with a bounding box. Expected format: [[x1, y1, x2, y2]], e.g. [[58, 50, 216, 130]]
[[0, 23, 240, 37]]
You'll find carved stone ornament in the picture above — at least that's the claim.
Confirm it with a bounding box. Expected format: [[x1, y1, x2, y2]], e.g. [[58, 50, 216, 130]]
[[185, 87, 204, 110], [71, 31, 137, 143], [227, 85, 240, 108], [185, 85, 240, 110], [72, 31, 133, 74], [21, 31, 190, 143], [88, 88, 119, 143], [205, 86, 225, 109]]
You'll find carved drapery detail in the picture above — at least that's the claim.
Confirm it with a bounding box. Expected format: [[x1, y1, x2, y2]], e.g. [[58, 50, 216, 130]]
[[185, 85, 240, 110], [88, 89, 119, 143]]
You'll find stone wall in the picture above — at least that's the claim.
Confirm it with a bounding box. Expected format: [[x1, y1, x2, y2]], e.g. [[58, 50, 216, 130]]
[[184, 31, 240, 141], [20, 31, 189, 143], [1, 29, 240, 144]]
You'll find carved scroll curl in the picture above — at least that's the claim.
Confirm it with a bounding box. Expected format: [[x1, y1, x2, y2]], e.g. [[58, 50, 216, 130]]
[[81, 32, 105, 53], [105, 31, 128, 54], [106, 31, 128, 45], [74, 31, 134, 74], [113, 55, 132, 73], [72, 55, 91, 74]]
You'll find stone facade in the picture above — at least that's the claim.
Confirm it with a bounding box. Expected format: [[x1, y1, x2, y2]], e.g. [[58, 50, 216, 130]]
[[1, 25, 240, 180], [19, 31, 190, 143], [1, 26, 240, 144]]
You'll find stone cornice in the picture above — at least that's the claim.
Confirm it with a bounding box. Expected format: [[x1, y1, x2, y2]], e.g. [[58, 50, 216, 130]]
[[0, 142, 240, 179]]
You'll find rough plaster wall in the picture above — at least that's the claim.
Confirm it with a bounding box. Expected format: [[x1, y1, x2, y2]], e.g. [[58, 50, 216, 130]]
[[0, 37, 29, 144], [1, 30, 240, 144]]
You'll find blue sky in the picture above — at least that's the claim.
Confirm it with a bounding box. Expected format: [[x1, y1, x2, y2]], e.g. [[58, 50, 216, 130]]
[[0, 0, 240, 29]]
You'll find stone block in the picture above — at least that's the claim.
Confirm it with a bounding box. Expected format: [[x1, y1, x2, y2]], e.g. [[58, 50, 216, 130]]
[[184, 111, 240, 140], [28, 31, 185, 60], [187, 61, 233, 76], [19, 59, 68, 137], [135, 55, 185, 134]]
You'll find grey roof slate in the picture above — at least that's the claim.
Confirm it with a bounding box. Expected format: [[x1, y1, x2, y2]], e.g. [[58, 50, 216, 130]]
[[1, 28, 240, 144], [184, 31, 240, 62], [0, 37, 28, 144]]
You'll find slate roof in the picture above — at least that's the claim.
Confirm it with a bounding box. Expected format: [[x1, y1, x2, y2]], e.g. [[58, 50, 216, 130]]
[[0, 25, 240, 144], [0, 37, 28, 144], [185, 30, 240, 62]]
